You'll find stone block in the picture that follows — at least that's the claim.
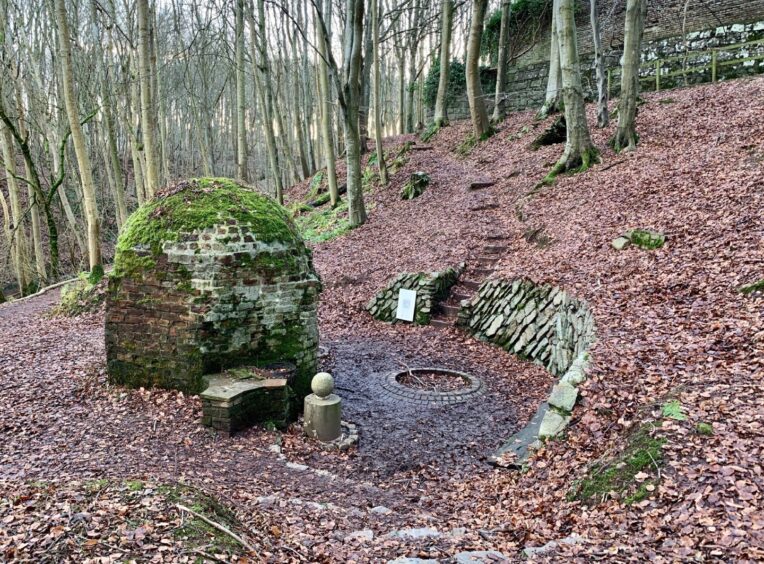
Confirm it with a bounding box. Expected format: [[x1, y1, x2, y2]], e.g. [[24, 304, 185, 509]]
[[539, 410, 571, 439], [548, 382, 579, 413]]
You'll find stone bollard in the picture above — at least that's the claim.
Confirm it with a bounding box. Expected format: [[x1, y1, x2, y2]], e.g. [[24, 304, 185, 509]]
[[304, 372, 342, 442]]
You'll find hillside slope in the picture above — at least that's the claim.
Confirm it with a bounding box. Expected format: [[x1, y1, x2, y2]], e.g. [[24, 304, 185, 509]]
[[297, 77, 763, 558]]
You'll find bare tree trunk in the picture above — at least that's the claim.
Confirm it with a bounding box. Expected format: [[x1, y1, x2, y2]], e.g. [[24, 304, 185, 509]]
[[612, 0, 646, 152], [405, 0, 422, 133], [492, 0, 512, 122], [0, 125, 31, 293], [371, 0, 388, 185], [538, 0, 562, 119], [433, 0, 454, 127], [54, 0, 101, 269], [466, 0, 490, 139], [591, 0, 609, 128], [314, 0, 339, 207], [548, 0, 598, 177], [235, 0, 248, 181], [250, 0, 283, 203], [340, 0, 367, 226], [137, 0, 158, 198]]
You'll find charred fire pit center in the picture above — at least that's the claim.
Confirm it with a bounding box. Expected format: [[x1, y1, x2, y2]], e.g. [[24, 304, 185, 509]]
[[105, 178, 321, 432]]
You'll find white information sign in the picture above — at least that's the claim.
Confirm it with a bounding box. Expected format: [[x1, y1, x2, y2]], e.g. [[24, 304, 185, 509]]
[[395, 288, 417, 322]]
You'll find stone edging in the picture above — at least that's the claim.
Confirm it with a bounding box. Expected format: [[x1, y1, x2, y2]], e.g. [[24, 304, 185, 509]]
[[456, 277, 595, 467], [379, 368, 484, 406]]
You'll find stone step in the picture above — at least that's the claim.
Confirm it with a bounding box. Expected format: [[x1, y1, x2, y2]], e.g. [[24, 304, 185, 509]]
[[473, 268, 494, 278], [469, 201, 500, 212], [431, 318, 456, 329], [469, 180, 496, 190], [451, 291, 472, 303], [411, 145, 434, 151], [463, 279, 481, 291], [486, 233, 509, 240], [476, 256, 498, 266], [440, 304, 460, 317], [484, 244, 508, 253]]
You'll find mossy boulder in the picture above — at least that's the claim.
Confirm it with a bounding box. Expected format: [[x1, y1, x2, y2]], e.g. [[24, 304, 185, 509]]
[[106, 178, 321, 400]]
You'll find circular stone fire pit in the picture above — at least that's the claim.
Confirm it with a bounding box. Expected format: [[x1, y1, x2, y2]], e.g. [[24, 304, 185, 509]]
[[380, 368, 484, 406]]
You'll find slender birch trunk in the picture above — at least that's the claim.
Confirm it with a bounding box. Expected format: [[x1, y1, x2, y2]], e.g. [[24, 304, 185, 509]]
[[137, 0, 158, 198], [371, 0, 388, 185], [54, 0, 101, 269], [492, 0, 512, 122], [591, 0, 609, 128], [314, 0, 339, 207], [538, 0, 562, 119], [433, 0, 454, 127], [235, 0, 248, 181]]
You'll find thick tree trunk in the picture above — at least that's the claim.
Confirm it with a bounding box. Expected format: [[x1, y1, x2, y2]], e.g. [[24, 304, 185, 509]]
[[548, 0, 598, 176], [538, 0, 562, 119], [314, 0, 339, 207], [341, 0, 367, 226], [492, 0, 512, 122], [54, 0, 101, 269], [466, 0, 490, 139], [591, 0, 609, 128], [371, 0, 388, 185], [235, 0, 248, 181], [359, 10, 372, 154], [433, 0, 454, 127], [612, 0, 647, 152], [137, 0, 158, 198]]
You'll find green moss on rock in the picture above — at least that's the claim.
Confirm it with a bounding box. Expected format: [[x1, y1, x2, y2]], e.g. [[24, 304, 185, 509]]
[[115, 177, 300, 277]]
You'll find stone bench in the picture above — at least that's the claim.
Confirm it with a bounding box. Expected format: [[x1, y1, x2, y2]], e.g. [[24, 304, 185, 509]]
[[200, 365, 295, 435]]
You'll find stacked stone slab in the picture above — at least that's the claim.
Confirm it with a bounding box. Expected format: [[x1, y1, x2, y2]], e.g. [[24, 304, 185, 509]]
[[458, 278, 595, 377], [106, 178, 321, 400], [200, 365, 295, 435], [366, 266, 462, 325]]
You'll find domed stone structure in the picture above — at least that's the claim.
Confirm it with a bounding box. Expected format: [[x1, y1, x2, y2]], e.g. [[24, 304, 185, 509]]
[[105, 178, 321, 399]]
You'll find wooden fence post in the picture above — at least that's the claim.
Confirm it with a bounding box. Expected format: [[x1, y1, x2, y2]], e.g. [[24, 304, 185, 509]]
[[712, 50, 718, 82], [607, 68, 612, 95]]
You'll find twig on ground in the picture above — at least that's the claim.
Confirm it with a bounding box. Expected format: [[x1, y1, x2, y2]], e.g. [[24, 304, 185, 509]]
[[176, 503, 258, 556]]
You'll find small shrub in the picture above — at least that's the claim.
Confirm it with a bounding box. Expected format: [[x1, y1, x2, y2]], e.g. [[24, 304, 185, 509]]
[[295, 200, 353, 243], [420, 122, 440, 142], [401, 172, 430, 200], [662, 399, 687, 421], [696, 422, 714, 436], [308, 170, 325, 199], [457, 134, 477, 156], [54, 273, 108, 317]]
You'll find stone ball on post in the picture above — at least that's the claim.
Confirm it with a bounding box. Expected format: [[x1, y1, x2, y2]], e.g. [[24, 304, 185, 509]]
[[304, 372, 342, 442], [311, 372, 335, 398]]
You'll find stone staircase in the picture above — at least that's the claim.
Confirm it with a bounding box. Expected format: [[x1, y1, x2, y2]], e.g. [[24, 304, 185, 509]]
[[430, 238, 508, 329]]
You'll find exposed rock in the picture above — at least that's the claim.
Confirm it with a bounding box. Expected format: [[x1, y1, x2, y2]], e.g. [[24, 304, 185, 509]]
[[385, 527, 441, 540], [523, 533, 584, 558], [539, 410, 571, 439], [611, 236, 631, 250], [344, 529, 374, 543], [547, 382, 579, 413], [454, 550, 510, 563]]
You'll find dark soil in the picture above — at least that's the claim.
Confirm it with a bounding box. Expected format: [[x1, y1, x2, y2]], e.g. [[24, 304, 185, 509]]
[[396, 369, 470, 392]]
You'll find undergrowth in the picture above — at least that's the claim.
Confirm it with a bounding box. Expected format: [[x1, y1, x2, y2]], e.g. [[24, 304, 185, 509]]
[[53, 272, 108, 317], [568, 422, 665, 505]]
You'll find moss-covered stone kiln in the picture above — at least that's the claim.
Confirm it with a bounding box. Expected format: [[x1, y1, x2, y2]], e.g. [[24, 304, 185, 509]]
[[105, 178, 321, 399]]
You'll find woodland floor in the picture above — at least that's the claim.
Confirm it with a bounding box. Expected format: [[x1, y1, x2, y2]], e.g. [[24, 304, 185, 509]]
[[1, 77, 763, 562]]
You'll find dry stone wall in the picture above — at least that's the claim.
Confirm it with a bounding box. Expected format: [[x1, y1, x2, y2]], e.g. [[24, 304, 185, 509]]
[[458, 278, 595, 378], [367, 266, 462, 325]]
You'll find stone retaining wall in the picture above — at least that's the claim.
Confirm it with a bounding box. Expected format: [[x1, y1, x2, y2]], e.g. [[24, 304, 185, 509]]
[[366, 266, 462, 325], [506, 18, 764, 112], [458, 278, 595, 377]]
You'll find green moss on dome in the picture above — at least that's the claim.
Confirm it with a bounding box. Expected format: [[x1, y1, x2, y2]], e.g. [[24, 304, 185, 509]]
[[115, 178, 303, 277]]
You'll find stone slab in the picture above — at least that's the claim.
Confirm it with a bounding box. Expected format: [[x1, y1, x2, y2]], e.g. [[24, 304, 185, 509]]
[[547, 382, 579, 413], [539, 410, 571, 439]]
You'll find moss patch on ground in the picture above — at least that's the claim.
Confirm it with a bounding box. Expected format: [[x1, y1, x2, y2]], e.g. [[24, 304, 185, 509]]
[[115, 178, 300, 277], [294, 200, 353, 243], [569, 422, 666, 505], [740, 278, 764, 295]]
